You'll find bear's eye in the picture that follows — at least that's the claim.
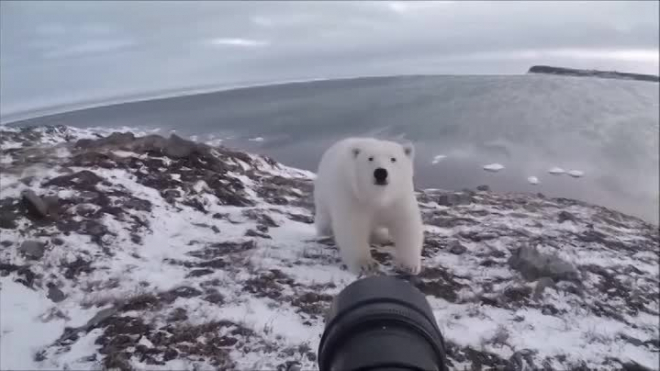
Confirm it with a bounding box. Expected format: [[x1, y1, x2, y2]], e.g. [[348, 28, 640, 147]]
[[368, 156, 374, 162], [391, 157, 397, 163]]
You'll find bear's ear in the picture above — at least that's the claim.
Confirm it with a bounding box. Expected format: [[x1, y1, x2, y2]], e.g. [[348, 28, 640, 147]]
[[402, 143, 414, 159], [352, 147, 360, 158]]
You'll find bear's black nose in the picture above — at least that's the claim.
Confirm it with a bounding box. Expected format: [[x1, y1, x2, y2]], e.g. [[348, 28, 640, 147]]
[[374, 168, 388, 185]]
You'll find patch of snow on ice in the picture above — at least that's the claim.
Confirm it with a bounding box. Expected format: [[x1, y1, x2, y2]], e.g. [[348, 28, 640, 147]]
[[483, 163, 505, 172], [431, 155, 447, 164], [568, 170, 585, 178], [527, 176, 540, 185], [548, 167, 566, 175]]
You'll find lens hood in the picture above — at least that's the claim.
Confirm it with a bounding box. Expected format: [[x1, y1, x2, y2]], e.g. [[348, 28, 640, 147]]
[[318, 275, 448, 371]]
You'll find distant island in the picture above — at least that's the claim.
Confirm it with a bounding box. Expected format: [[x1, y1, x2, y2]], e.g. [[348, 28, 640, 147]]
[[528, 65, 659, 82]]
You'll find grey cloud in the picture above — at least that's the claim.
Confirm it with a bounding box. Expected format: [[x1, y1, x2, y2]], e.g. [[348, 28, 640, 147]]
[[0, 1, 658, 118]]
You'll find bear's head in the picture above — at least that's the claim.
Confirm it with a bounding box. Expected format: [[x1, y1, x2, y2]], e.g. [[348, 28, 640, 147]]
[[351, 139, 415, 206]]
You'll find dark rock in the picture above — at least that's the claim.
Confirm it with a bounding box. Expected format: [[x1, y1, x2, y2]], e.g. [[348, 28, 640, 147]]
[[280, 361, 302, 371], [19, 240, 46, 260], [21, 189, 49, 218], [130, 234, 142, 244], [121, 293, 160, 312], [168, 308, 188, 322], [477, 185, 490, 192], [242, 209, 279, 227], [0, 262, 20, 276], [76, 131, 135, 149], [556, 281, 583, 296], [427, 216, 477, 228], [414, 267, 461, 302], [448, 240, 467, 255], [82, 307, 119, 331], [459, 230, 498, 242], [47, 283, 66, 303], [43, 195, 60, 212], [644, 337, 660, 349], [86, 221, 108, 237], [159, 286, 203, 303], [162, 189, 180, 203], [291, 292, 334, 316], [502, 286, 533, 304], [541, 304, 559, 315], [45, 170, 103, 189], [617, 333, 644, 347], [558, 211, 577, 224], [63, 258, 93, 279], [461, 188, 476, 196], [505, 349, 537, 371], [211, 226, 220, 233], [437, 192, 472, 206], [131, 134, 169, 153], [76, 204, 97, 217], [0, 193, 22, 230], [16, 267, 36, 288], [204, 291, 225, 304], [245, 229, 271, 239], [480, 259, 497, 267], [0, 215, 16, 229], [124, 198, 151, 211], [624, 265, 644, 275], [163, 348, 178, 361], [1, 240, 12, 247], [436, 194, 451, 206], [287, 213, 313, 224], [532, 277, 555, 301], [74, 139, 93, 149], [182, 198, 207, 213], [187, 268, 214, 278], [51, 237, 65, 246], [621, 361, 654, 371], [508, 244, 579, 282], [165, 134, 199, 158]]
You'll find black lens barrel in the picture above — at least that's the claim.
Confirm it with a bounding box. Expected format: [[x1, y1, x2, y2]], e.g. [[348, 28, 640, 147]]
[[318, 276, 449, 371]]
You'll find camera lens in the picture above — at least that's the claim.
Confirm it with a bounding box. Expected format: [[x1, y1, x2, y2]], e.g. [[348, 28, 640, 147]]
[[318, 275, 449, 371]]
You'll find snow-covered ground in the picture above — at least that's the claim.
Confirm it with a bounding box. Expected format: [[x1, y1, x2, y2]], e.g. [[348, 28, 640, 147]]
[[0, 126, 658, 370]]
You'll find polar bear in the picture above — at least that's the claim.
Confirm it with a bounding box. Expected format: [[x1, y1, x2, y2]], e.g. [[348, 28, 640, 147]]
[[313, 137, 424, 274]]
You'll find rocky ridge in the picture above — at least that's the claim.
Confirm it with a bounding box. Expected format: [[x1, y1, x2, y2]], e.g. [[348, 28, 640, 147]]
[[528, 65, 660, 83], [0, 126, 658, 370]]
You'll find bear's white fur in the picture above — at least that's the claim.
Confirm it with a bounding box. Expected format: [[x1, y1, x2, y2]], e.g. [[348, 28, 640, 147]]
[[313, 137, 424, 274]]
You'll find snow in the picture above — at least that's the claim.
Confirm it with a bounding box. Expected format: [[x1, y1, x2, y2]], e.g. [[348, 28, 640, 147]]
[[527, 176, 540, 185], [0, 280, 98, 370], [568, 170, 585, 178], [1, 125, 658, 370], [112, 150, 138, 158], [548, 167, 566, 175], [249, 137, 265, 142], [483, 163, 505, 172], [431, 154, 447, 164]]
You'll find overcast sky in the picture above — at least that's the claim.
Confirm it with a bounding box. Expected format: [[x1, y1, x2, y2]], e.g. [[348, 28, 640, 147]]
[[1, 1, 658, 119]]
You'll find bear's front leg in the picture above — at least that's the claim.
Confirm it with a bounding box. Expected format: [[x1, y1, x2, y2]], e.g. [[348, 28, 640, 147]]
[[388, 200, 424, 275], [332, 212, 377, 274]]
